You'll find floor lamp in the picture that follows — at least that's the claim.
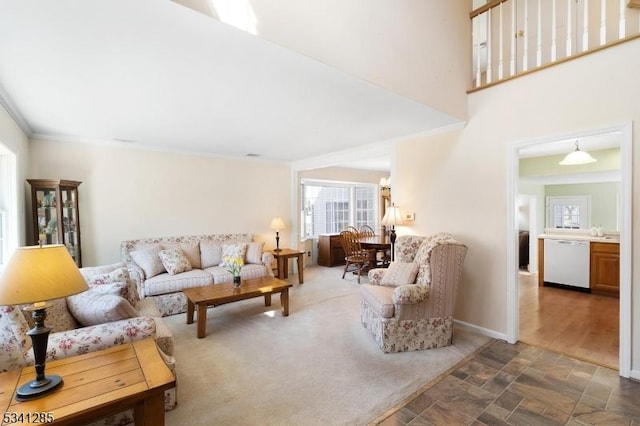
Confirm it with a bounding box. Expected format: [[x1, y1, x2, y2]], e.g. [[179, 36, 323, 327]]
[[380, 203, 405, 262], [0, 244, 88, 400]]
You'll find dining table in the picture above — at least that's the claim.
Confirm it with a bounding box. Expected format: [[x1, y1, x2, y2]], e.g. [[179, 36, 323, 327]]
[[359, 235, 391, 268]]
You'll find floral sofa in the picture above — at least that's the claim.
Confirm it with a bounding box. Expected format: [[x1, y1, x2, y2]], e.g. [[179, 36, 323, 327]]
[[121, 233, 274, 316], [0, 262, 177, 425], [361, 233, 468, 353]]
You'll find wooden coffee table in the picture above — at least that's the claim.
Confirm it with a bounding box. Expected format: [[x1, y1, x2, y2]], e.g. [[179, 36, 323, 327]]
[[183, 276, 293, 338], [0, 339, 175, 426]]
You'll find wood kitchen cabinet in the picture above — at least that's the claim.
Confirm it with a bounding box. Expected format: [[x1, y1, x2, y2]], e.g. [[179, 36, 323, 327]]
[[318, 234, 346, 267], [590, 242, 619, 296]]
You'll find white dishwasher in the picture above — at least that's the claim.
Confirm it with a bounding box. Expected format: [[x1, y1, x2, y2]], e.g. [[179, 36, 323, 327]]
[[543, 239, 590, 289]]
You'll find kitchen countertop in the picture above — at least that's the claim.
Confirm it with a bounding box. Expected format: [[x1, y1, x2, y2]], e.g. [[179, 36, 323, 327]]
[[538, 233, 620, 243]]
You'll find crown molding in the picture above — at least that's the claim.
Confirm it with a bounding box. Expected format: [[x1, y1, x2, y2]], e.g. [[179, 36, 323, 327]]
[[0, 83, 32, 136]]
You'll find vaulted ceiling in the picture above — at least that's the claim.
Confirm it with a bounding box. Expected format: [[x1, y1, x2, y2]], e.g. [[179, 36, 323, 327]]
[[0, 0, 464, 170]]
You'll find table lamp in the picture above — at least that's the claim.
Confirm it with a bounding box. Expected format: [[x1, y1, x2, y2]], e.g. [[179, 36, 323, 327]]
[[380, 203, 405, 262], [0, 244, 88, 400], [270, 217, 285, 252]]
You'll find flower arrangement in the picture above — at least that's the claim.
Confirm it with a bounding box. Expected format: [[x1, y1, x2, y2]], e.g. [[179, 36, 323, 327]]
[[224, 255, 244, 277]]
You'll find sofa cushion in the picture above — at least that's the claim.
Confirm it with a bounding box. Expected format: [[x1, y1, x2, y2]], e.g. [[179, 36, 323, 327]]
[[360, 285, 395, 319], [245, 242, 264, 264], [380, 262, 419, 286], [130, 245, 166, 278], [158, 249, 193, 275], [162, 242, 201, 269], [23, 298, 79, 333], [144, 269, 213, 297], [67, 285, 139, 326], [0, 306, 31, 372], [200, 241, 222, 268], [219, 243, 248, 266], [84, 266, 139, 307]]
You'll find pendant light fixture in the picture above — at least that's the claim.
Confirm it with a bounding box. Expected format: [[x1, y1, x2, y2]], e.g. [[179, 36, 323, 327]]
[[559, 140, 597, 165]]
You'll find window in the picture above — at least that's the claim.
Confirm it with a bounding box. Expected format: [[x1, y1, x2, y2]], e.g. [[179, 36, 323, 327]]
[[0, 146, 17, 268], [301, 180, 378, 238], [546, 196, 591, 229]]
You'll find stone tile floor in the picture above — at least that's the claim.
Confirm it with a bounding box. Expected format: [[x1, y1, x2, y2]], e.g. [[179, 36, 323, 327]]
[[373, 340, 640, 425]]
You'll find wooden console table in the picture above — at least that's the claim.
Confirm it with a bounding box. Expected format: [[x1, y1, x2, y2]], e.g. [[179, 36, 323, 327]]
[[0, 339, 175, 426]]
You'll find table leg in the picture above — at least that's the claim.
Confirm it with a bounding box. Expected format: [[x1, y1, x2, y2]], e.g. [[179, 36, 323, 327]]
[[282, 257, 289, 278], [134, 391, 165, 426], [264, 294, 272, 307], [281, 288, 289, 316], [196, 304, 207, 339], [297, 254, 304, 284], [186, 299, 194, 324]]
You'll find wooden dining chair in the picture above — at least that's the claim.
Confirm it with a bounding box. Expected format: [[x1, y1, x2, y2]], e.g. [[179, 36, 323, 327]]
[[343, 226, 360, 235], [339, 230, 371, 284], [358, 225, 375, 238]]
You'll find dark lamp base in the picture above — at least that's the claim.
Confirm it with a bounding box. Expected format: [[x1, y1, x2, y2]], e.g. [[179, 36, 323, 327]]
[[16, 375, 63, 401]]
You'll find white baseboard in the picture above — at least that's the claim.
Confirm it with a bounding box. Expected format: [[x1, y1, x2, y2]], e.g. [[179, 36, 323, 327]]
[[454, 319, 511, 343], [629, 369, 640, 381]]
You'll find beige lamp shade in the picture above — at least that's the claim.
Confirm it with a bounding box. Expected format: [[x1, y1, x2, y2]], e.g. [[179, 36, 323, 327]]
[[381, 204, 405, 227], [270, 217, 285, 231], [0, 245, 88, 306]]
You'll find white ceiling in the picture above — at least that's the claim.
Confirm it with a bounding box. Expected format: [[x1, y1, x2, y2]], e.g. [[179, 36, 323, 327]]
[[0, 0, 462, 171]]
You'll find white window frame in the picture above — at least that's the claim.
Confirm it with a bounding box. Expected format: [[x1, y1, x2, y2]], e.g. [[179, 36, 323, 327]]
[[546, 195, 591, 229], [300, 179, 379, 239]]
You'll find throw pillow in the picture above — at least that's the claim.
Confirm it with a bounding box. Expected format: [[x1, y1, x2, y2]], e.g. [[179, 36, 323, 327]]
[[219, 243, 248, 267], [162, 242, 201, 269], [23, 298, 79, 333], [85, 266, 139, 307], [130, 245, 165, 278], [158, 249, 193, 275], [245, 242, 264, 264], [380, 262, 419, 286], [200, 241, 222, 268], [67, 285, 139, 327]]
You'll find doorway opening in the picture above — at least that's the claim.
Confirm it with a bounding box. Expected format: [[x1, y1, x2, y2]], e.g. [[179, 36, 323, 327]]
[[507, 122, 632, 377]]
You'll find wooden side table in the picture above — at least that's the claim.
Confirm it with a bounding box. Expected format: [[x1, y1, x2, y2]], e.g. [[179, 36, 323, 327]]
[[272, 249, 305, 284], [0, 339, 175, 426]]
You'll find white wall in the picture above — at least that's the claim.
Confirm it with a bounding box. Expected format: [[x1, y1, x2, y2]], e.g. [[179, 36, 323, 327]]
[[393, 39, 640, 365], [28, 139, 291, 266], [246, 0, 471, 120]]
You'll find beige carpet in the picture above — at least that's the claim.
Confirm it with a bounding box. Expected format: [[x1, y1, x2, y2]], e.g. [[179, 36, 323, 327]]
[[163, 266, 491, 426]]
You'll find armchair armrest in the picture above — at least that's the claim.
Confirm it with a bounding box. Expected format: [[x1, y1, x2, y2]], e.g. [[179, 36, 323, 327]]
[[261, 252, 275, 277], [367, 268, 387, 285], [392, 284, 430, 304], [125, 262, 146, 297], [30, 316, 158, 363]]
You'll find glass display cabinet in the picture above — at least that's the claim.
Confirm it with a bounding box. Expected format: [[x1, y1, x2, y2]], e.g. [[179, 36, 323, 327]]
[[27, 179, 82, 266]]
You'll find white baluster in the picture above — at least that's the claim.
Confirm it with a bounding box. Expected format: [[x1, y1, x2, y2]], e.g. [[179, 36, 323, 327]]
[[582, 0, 589, 51], [510, 0, 516, 76], [619, 0, 626, 38], [566, 0, 573, 56], [551, 0, 557, 61], [523, 0, 529, 71], [498, 2, 504, 80], [474, 16, 481, 87], [536, 0, 542, 66], [600, 0, 607, 45], [487, 11, 493, 83]]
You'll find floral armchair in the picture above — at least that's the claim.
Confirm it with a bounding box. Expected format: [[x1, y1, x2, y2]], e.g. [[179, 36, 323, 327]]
[[0, 262, 177, 423], [360, 233, 468, 353]]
